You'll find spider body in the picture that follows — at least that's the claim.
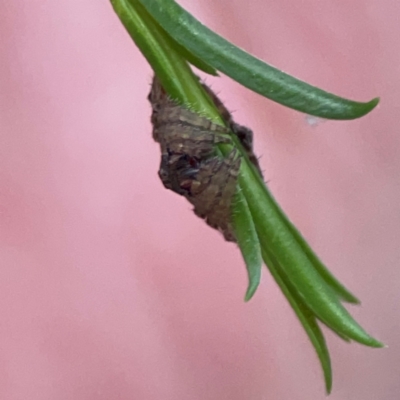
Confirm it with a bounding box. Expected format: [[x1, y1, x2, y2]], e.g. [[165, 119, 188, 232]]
[[149, 76, 261, 241]]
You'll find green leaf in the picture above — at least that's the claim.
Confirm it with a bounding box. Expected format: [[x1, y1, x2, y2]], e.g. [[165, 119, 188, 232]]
[[156, 21, 218, 76], [135, 0, 379, 120], [232, 191, 263, 301], [262, 249, 332, 394], [111, 0, 218, 113], [239, 161, 383, 347], [263, 186, 359, 304]]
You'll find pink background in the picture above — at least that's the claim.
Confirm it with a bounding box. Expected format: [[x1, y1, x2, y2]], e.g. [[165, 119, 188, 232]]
[[1, 0, 399, 399]]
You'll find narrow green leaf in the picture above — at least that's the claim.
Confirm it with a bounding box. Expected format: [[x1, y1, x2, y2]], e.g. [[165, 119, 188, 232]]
[[111, 0, 218, 114], [264, 186, 359, 304], [165, 30, 218, 76], [135, 0, 379, 120], [262, 248, 332, 393], [264, 233, 352, 347], [232, 191, 263, 301], [239, 162, 384, 347]]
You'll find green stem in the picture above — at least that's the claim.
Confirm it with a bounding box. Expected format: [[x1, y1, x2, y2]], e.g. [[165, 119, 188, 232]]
[[111, 0, 221, 121]]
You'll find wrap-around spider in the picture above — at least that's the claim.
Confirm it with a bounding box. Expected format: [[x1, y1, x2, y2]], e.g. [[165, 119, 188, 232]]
[[148, 76, 261, 242]]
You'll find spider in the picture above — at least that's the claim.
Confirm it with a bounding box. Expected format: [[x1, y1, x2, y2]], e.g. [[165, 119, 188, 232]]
[[148, 75, 261, 242]]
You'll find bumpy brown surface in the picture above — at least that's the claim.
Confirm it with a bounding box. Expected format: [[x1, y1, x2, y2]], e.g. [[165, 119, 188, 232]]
[[148, 76, 261, 242]]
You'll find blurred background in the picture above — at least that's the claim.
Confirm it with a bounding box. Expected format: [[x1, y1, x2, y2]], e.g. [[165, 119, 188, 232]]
[[0, 1, 399, 399]]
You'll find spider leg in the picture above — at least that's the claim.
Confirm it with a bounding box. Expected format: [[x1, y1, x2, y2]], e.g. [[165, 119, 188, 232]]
[[186, 149, 241, 241], [230, 123, 263, 176], [156, 105, 229, 133], [160, 125, 232, 159], [201, 82, 263, 177]]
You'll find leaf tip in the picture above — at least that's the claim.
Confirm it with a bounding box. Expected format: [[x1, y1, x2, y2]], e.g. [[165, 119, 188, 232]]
[[369, 339, 386, 348], [342, 293, 361, 304], [358, 334, 385, 348], [355, 96, 380, 119], [366, 96, 380, 111], [244, 281, 259, 302], [325, 378, 333, 395]]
